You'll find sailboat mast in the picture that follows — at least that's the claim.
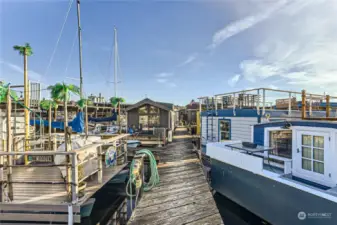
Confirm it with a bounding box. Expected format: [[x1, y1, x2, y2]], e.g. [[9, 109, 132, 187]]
[[114, 27, 118, 98], [77, 0, 84, 98]]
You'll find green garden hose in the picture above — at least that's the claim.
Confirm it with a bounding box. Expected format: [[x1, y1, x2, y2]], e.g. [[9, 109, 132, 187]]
[[126, 149, 160, 197]]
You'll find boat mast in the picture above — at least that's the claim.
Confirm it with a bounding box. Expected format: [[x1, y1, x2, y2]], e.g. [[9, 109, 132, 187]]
[[114, 27, 118, 98], [76, 0, 84, 98]]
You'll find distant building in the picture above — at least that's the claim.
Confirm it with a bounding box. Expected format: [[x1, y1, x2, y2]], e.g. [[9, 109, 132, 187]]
[[88, 93, 106, 103], [179, 100, 199, 125], [126, 98, 175, 131]]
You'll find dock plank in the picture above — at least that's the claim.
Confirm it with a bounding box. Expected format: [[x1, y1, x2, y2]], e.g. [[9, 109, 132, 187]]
[[128, 127, 223, 225]]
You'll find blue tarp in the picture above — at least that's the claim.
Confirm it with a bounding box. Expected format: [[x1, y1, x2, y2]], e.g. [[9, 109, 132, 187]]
[[30, 112, 84, 133], [88, 113, 117, 122]]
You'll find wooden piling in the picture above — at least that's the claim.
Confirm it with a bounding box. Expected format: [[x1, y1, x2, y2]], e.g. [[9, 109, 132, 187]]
[[326, 95, 330, 118], [301, 90, 306, 119]]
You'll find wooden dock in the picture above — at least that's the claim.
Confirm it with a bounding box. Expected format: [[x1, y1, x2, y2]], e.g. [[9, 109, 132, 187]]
[[128, 127, 223, 225]]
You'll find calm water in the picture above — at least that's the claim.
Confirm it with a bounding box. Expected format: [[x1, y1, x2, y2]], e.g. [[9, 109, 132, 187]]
[[214, 192, 271, 225]]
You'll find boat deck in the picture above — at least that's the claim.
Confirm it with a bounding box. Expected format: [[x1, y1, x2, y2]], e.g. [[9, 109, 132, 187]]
[[0, 134, 129, 224], [128, 128, 223, 225]]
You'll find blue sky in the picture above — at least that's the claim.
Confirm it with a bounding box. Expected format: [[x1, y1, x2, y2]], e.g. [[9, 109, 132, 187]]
[[1, 0, 337, 105]]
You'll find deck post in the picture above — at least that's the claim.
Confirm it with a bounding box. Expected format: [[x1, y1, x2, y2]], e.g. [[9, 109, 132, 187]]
[[6, 87, 13, 201], [262, 89, 266, 116], [71, 154, 78, 202], [233, 93, 236, 116], [301, 90, 306, 119], [309, 94, 312, 116], [97, 145, 103, 183], [326, 95, 330, 118], [257, 89, 260, 115], [68, 204, 73, 225], [124, 140, 128, 164], [288, 92, 292, 116]]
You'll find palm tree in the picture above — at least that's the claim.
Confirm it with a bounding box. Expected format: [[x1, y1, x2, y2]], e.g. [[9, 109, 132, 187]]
[[110, 97, 125, 133], [48, 83, 80, 151], [40, 99, 58, 150], [13, 43, 33, 161]]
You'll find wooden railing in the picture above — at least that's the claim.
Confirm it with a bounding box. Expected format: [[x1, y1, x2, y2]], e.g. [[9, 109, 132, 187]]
[[0, 134, 129, 204]]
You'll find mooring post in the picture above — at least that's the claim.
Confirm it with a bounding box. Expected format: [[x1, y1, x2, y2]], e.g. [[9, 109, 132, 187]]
[[71, 153, 78, 202], [97, 145, 103, 183]]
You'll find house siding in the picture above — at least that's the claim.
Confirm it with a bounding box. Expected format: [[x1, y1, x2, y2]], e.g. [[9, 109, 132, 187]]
[[201, 116, 258, 145], [127, 108, 139, 128]]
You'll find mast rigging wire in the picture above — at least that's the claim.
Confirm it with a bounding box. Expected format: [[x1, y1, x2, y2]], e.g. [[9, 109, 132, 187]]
[[44, 0, 74, 78]]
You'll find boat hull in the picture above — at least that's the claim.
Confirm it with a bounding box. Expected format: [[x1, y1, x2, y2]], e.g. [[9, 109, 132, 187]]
[[211, 158, 337, 225], [81, 198, 96, 218]]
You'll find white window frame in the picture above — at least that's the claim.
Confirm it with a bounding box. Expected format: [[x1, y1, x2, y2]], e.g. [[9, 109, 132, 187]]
[[264, 127, 291, 159], [292, 126, 335, 187]]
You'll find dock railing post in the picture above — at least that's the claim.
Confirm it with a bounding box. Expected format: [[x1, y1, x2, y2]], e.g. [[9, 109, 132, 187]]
[[97, 145, 103, 183], [257, 89, 260, 115], [326, 94, 330, 118], [301, 90, 306, 119], [288, 92, 292, 116], [124, 140, 128, 164], [262, 89, 266, 116], [6, 86, 13, 201], [71, 153, 78, 202]]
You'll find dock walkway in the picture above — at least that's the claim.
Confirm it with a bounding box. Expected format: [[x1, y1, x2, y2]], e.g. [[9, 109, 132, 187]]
[[128, 127, 223, 225]]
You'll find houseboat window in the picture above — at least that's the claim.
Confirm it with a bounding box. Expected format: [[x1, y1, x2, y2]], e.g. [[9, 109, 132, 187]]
[[269, 130, 292, 158], [149, 106, 159, 114], [139, 105, 148, 114], [149, 115, 160, 126], [139, 115, 149, 130], [219, 120, 230, 141], [301, 135, 324, 174]]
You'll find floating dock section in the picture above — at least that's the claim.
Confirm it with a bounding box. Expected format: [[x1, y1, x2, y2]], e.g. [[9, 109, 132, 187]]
[[128, 127, 223, 225]]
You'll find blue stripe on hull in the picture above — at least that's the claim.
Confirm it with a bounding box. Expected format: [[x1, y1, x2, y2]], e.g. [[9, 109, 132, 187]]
[[211, 159, 337, 225]]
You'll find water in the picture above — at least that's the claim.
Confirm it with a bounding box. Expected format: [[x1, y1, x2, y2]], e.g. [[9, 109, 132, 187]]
[[214, 192, 271, 225]]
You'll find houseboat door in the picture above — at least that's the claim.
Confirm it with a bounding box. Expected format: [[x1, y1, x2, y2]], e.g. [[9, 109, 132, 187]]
[[293, 131, 331, 186]]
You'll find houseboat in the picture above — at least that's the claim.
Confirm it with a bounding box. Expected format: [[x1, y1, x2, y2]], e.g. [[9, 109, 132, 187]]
[[199, 88, 337, 225], [198, 88, 337, 172]]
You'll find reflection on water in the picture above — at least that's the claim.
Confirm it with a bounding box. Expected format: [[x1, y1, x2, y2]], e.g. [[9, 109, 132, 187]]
[[214, 192, 271, 225]]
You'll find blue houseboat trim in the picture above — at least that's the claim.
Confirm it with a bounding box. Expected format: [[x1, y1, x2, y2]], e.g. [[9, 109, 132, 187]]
[[253, 120, 337, 145]]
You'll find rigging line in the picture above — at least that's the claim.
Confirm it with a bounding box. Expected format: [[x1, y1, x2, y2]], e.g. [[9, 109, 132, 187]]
[[106, 37, 115, 84], [44, 0, 74, 78], [64, 30, 78, 78]]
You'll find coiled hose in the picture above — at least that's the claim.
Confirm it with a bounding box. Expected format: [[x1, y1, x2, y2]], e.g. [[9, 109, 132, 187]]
[[126, 149, 160, 197]]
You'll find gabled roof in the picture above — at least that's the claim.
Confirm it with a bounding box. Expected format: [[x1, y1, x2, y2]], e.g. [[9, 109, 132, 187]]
[[126, 98, 172, 112]]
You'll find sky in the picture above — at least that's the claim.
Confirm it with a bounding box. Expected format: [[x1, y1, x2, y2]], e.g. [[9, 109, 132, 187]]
[[1, 0, 337, 105]]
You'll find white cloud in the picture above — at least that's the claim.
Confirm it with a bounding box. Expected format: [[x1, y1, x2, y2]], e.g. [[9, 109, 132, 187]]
[[235, 0, 337, 94], [156, 78, 167, 83], [210, 0, 287, 49], [155, 72, 173, 78], [155, 77, 177, 88], [1, 61, 42, 81], [228, 74, 241, 87], [178, 53, 198, 67], [268, 84, 278, 89], [167, 82, 177, 88]]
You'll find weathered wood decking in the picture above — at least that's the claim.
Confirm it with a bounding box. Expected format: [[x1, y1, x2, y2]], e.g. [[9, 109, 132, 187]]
[[128, 127, 223, 225]]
